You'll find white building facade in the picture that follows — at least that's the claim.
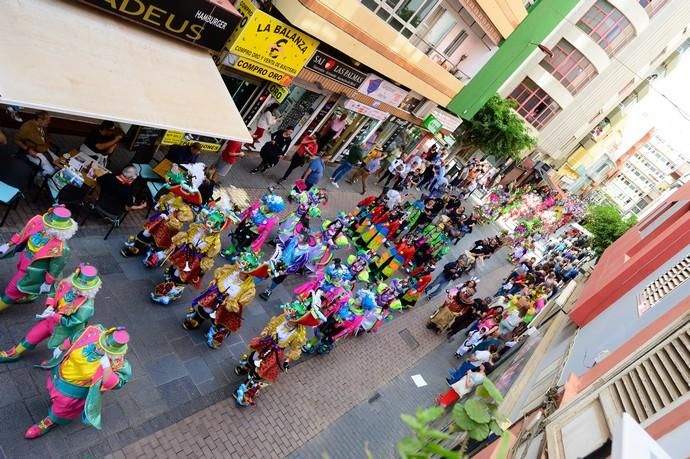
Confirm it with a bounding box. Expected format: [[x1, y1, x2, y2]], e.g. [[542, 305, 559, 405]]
[[495, 0, 690, 165], [602, 134, 688, 216]]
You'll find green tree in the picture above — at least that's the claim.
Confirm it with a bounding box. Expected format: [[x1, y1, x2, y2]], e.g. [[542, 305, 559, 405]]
[[455, 95, 537, 161], [583, 204, 637, 256], [397, 379, 510, 459]]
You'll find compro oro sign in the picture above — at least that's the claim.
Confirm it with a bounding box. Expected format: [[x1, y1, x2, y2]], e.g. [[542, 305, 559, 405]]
[[225, 54, 292, 85], [358, 74, 408, 108], [79, 0, 241, 52], [226, 1, 319, 79]]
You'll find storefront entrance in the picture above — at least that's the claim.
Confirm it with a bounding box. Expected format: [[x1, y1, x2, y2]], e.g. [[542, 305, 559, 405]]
[[221, 72, 264, 119]]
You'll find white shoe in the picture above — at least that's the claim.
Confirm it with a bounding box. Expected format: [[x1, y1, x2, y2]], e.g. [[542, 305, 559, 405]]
[[331, 181, 339, 188]]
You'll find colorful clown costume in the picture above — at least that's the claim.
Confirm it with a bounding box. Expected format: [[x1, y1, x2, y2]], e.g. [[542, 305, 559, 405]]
[[27, 325, 131, 439], [234, 307, 308, 407], [120, 189, 194, 264], [184, 257, 258, 349], [0, 264, 101, 363], [221, 191, 285, 260], [150, 207, 225, 305], [0, 207, 76, 310], [277, 187, 327, 243]]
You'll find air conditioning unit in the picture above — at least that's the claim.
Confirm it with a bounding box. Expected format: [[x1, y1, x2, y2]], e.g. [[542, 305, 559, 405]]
[[412, 99, 436, 120]]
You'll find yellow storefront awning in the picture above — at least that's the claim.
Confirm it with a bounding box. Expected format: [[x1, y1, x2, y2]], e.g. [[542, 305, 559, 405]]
[[0, 0, 252, 143]]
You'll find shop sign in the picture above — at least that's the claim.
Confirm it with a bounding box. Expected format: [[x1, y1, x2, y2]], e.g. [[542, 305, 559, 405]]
[[423, 114, 442, 134], [399, 91, 424, 113], [430, 107, 462, 132], [79, 0, 241, 52], [305, 50, 367, 89], [343, 99, 389, 121], [161, 130, 222, 152], [225, 54, 293, 86], [358, 74, 408, 108], [267, 83, 290, 103], [226, 2, 319, 78]]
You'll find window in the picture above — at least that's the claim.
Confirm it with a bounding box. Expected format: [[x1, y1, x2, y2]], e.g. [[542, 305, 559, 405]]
[[508, 78, 562, 130], [577, 0, 635, 56], [444, 30, 468, 56], [362, 0, 440, 34], [639, 0, 669, 17], [540, 39, 598, 95], [425, 10, 457, 46]]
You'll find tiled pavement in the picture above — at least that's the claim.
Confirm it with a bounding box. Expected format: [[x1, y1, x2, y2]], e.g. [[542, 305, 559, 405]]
[[0, 142, 514, 458]]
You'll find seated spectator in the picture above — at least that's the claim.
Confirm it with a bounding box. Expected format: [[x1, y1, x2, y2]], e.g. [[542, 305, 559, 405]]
[[447, 346, 498, 384], [95, 166, 146, 215], [167, 142, 202, 165], [14, 111, 56, 176], [82, 121, 123, 158]]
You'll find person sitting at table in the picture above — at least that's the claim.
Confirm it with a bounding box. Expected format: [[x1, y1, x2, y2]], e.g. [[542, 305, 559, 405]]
[[14, 111, 57, 177], [81, 121, 123, 158], [166, 142, 202, 165], [95, 166, 147, 216]]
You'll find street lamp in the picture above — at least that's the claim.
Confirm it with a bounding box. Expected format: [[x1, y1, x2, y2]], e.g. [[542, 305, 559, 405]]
[[529, 42, 554, 58]]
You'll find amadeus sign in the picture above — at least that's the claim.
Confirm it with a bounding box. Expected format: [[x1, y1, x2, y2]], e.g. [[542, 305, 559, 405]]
[[305, 51, 367, 89], [80, 0, 241, 52]]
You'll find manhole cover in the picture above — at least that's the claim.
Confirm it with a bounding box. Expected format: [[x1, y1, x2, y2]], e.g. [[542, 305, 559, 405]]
[[399, 328, 419, 350]]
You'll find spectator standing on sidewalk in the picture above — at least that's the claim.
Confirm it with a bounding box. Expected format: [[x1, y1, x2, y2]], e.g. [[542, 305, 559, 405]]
[[300, 152, 325, 190], [425, 259, 463, 299], [278, 133, 318, 184], [318, 113, 347, 151], [347, 150, 381, 195], [248, 103, 281, 149], [215, 141, 245, 177], [330, 143, 364, 188], [250, 127, 294, 174]]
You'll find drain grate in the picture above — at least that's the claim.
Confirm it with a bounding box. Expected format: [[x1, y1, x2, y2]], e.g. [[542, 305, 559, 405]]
[[399, 328, 419, 350]]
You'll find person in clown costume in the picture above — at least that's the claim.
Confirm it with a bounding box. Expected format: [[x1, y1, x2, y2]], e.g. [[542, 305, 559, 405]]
[[221, 190, 285, 260], [259, 227, 324, 300], [183, 252, 261, 349], [119, 164, 202, 262], [26, 325, 132, 439], [150, 206, 226, 305], [234, 302, 309, 407], [0, 207, 77, 311], [345, 249, 374, 284], [0, 264, 101, 363], [332, 288, 381, 339], [277, 187, 327, 243]]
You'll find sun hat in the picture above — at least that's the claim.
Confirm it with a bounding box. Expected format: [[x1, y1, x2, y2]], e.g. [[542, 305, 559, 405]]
[[71, 264, 102, 290], [42, 206, 76, 231], [99, 326, 129, 355]]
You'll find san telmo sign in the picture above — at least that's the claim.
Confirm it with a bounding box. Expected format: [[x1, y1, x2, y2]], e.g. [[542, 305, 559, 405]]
[[226, 0, 319, 77], [80, 0, 242, 52]]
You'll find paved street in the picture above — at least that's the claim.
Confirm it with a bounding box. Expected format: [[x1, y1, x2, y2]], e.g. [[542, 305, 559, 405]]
[[0, 154, 514, 458]]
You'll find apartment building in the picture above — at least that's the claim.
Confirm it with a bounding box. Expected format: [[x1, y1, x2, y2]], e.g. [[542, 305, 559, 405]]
[[601, 131, 689, 216], [450, 0, 690, 167]]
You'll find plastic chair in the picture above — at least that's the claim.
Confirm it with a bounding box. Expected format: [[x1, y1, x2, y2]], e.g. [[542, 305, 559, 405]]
[[132, 163, 160, 181], [145, 181, 167, 217], [0, 181, 21, 226]]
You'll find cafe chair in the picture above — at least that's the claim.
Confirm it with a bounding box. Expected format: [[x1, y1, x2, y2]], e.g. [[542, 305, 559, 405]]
[[145, 181, 168, 217], [80, 204, 129, 240], [0, 180, 22, 227], [132, 163, 160, 181]]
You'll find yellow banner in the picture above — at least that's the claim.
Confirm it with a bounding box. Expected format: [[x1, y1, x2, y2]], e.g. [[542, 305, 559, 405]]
[[232, 57, 293, 86], [268, 83, 290, 103], [161, 130, 184, 145], [225, 0, 257, 47], [226, 6, 319, 77], [161, 131, 222, 152]]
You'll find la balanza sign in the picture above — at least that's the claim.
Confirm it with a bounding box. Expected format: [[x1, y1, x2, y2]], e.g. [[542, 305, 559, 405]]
[[80, 0, 242, 52]]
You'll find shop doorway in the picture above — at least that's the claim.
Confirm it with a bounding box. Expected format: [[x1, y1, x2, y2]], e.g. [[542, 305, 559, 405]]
[[221, 73, 263, 117], [276, 86, 324, 138]]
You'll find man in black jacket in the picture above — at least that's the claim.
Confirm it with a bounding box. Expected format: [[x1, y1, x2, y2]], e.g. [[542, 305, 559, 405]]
[[250, 127, 294, 174]]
